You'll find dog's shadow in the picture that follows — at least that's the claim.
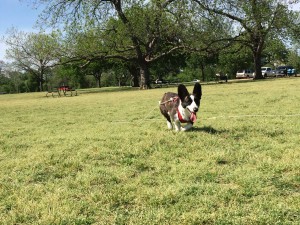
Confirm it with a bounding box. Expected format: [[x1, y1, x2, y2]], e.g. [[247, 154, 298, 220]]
[[191, 125, 226, 134]]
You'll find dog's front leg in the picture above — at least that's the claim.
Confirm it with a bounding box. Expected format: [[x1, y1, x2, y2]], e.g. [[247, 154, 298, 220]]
[[174, 120, 181, 131], [181, 123, 193, 131], [166, 121, 173, 130]]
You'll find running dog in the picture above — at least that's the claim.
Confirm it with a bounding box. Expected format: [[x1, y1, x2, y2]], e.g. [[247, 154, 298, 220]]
[[159, 83, 202, 131]]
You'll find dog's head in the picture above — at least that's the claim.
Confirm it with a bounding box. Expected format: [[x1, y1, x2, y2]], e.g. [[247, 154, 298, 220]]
[[178, 83, 202, 113]]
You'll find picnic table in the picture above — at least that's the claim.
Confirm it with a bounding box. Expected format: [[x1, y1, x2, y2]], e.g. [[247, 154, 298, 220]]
[[58, 86, 77, 96], [46, 86, 77, 97]]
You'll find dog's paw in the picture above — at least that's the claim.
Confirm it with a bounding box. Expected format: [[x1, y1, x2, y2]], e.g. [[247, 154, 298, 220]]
[[181, 127, 189, 132], [181, 123, 193, 131]]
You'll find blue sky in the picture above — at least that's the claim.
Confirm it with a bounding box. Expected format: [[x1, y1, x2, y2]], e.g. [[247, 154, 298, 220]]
[[0, 1, 299, 62], [0, 0, 42, 61]]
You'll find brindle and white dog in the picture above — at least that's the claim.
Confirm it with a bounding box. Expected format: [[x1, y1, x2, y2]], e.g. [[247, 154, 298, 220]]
[[159, 83, 202, 131]]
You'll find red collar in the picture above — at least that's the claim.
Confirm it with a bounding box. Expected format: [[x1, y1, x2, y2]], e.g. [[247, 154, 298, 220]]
[[177, 109, 195, 123], [178, 110, 188, 123]]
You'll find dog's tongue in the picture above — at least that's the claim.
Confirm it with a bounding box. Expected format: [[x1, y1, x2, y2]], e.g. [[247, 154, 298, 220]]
[[190, 112, 197, 123]]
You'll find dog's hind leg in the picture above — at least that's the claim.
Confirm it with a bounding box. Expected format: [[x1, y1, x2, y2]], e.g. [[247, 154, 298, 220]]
[[174, 120, 181, 131]]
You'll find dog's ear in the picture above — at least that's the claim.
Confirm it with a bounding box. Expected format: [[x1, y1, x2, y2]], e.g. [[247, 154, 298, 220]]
[[193, 82, 202, 100], [178, 84, 190, 102]]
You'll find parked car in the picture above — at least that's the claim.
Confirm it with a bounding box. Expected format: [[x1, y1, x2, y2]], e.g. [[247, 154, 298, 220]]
[[261, 67, 273, 77], [273, 66, 294, 77], [287, 68, 296, 76], [270, 70, 277, 77], [252, 67, 273, 78], [236, 69, 254, 79]]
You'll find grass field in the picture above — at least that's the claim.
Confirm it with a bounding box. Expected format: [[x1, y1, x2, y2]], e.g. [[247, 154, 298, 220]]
[[0, 78, 299, 224]]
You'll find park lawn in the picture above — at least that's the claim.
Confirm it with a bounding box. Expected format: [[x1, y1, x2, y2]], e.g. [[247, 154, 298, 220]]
[[0, 78, 299, 224]]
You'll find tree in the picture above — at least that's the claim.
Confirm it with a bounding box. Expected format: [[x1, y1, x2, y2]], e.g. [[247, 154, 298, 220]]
[[51, 62, 87, 89], [5, 29, 61, 91], [192, 0, 300, 79], [34, 0, 189, 89], [0, 60, 5, 75], [287, 48, 300, 72], [217, 42, 253, 78], [262, 37, 289, 66], [0, 70, 10, 93], [83, 60, 111, 88]]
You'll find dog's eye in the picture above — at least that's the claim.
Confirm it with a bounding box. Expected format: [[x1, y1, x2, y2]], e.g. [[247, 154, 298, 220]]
[[185, 96, 192, 105], [183, 97, 193, 107]]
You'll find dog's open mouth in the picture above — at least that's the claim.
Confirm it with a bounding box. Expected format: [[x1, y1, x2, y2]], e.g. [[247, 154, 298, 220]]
[[187, 109, 197, 123], [190, 112, 197, 123]]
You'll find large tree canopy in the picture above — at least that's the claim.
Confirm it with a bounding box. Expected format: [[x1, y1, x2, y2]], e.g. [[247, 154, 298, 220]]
[[3, 0, 297, 92], [34, 0, 187, 89], [191, 0, 300, 79]]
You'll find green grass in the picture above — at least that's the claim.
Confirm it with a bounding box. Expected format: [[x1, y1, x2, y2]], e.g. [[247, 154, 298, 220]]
[[0, 78, 299, 224]]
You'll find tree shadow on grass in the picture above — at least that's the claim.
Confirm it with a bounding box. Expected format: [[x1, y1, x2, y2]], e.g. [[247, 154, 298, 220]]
[[192, 126, 227, 134]]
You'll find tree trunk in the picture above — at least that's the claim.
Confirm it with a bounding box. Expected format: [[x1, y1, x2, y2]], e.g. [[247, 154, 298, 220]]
[[139, 62, 151, 89], [200, 63, 205, 81], [98, 76, 101, 88], [252, 37, 264, 80], [94, 72, 101, 88], [127, 64, 139, 87], [132, 74, 139, 87], [114, 2, 151, 89], [253, 51, 263, 79], [39, 71, 43, 92]]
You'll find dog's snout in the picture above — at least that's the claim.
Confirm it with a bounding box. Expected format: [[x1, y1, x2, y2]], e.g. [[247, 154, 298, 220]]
[[193, 107, 198, 112]]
